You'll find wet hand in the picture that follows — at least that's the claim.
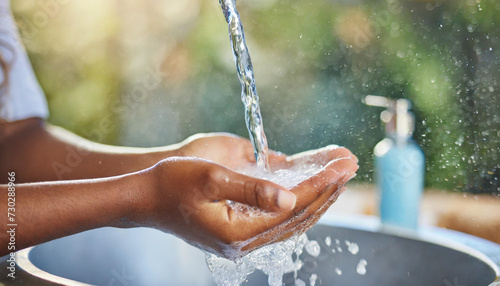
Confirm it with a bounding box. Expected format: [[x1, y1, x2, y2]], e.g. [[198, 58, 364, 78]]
[[133, 157, 297, 259], [240, 145, 359, 252], [139, 134, 358, 258], [176, 132, 287, 170]]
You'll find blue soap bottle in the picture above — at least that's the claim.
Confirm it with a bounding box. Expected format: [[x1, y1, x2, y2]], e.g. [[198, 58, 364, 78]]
[[364, 96, 425, 230]]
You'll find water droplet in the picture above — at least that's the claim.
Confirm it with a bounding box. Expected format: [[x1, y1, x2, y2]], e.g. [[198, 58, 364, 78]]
[[295, 278, 306, 286], [335, 268, 342, 275], [325, 236, 331, 247], [357, 259, 368, 275], [310, 274, 318, 286], [305, 240, 321, 257], [345, 240, 360, 255]]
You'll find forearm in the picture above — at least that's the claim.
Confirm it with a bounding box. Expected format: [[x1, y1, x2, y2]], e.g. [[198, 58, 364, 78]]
[[0, 118, 180, 183], [0, 170, 148, 256]]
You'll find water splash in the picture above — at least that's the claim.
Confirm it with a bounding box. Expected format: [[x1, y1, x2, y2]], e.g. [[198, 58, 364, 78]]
[[345, 240, 360, 255], [219, 0, 270, 170], [325, 236, 332, 247], [206, 165, 323, 285], [356, 259, 368, 275], [206, 233, 307, 286], [305, 240, 321, 257]]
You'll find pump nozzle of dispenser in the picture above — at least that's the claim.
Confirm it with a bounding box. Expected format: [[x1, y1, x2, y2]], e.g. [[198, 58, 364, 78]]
[[363, 95, 415, 145]]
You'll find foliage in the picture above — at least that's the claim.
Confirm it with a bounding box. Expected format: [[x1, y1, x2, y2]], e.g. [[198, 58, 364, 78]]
[[12, 0, 500, 194]]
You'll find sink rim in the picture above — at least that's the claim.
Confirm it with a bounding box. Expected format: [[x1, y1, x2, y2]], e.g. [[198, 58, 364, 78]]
[[16, 249, 90, 286], [16, 214, 500, 286], [321, 214, 500, 275], [318, 215, 500, 270]]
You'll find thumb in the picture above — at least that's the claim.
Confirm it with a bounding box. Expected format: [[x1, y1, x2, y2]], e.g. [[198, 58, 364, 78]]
[[210, 168, 296, 212]]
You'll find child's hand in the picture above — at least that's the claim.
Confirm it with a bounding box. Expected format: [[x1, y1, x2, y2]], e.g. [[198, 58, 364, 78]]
[[133, 134, 358, 259], [134, 157, 296, 259]]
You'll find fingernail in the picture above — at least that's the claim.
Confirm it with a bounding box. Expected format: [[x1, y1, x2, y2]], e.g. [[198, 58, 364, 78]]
[[276, 189, 296, 210]]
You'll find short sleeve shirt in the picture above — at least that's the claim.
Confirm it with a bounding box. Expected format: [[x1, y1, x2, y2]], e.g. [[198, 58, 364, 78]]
[[0, 0, 49, 122]]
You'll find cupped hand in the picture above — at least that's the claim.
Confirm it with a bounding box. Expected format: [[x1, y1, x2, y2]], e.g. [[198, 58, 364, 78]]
[[176, 132, 286, 170], [228, 144, 358, 253], [241, 150, 358, 252], [140, 133, 358, 259], [136, 157, 297, 259]]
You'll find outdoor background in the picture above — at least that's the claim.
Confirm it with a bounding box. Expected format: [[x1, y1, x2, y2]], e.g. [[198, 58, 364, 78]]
[[12, 0, 500, 194]]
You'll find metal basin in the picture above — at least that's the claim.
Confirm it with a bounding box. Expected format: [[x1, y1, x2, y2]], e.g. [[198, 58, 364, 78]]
[[17, 216, 500, 286]]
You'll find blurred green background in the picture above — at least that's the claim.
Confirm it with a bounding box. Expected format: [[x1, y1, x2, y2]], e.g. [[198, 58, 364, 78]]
[[12, 0, 499, 194]]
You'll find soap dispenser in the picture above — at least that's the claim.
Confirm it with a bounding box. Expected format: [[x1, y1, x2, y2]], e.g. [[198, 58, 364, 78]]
[[364, 95, 425, 230]]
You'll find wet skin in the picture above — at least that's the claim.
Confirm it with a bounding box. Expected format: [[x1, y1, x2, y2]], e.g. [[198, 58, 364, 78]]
[[0, 118, 358, 258]]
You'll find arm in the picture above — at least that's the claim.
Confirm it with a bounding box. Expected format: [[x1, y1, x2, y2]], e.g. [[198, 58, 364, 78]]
[[0, 170, 144, 257], [0, 118, 180, 183], [0, 118, 276, 183], [0, 118, 358, 259], [0, 158, 300, 258]]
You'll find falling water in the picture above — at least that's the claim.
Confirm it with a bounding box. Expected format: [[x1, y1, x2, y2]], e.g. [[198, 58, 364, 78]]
[[219, 0, 270, 170], [207, 2, 356, 285]]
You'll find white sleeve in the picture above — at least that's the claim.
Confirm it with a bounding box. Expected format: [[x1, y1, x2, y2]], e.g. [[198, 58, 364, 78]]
[[0, 0, 49, 122]]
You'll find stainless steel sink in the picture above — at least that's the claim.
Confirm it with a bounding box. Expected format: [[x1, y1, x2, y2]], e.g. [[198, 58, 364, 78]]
[[16, 215, 500, 286]]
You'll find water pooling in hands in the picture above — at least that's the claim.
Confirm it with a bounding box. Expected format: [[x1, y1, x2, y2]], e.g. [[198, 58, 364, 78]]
[[207, 164, 323, 286]]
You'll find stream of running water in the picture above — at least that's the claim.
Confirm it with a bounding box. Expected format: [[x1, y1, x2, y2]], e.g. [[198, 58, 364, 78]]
[[219, 0, 270, 171]]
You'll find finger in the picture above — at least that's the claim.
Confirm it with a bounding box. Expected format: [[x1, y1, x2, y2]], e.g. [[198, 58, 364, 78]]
[[200, 156, 358, 255], [279, 185, 348, 242], [197, 200, 293, 259], [214, 159, 358, 255], [241, 184, 349, 253], [209, 180, 348, 256], [255, 159, 357, 243], [209, 167, 297, 212], [272, 173, 355, 244], [287, 146, 357, 166], [238, 158, 357, 250], [242, 142, 290, 168], [268, 150, 291, 170], [290, 157, 358, 211]]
